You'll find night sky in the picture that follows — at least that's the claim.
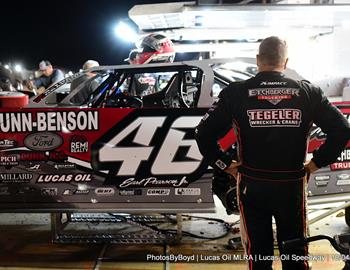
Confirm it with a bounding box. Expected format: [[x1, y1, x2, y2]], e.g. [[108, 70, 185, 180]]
[[0, 0, 181, 72]]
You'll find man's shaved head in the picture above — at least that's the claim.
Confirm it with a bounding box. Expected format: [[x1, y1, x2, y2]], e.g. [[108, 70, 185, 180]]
[[258, 36, 288, 67]]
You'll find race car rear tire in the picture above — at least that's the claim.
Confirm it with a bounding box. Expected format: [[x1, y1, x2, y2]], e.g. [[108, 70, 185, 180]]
[[0, 91, 29, 108], [345, 206, 350, 227]]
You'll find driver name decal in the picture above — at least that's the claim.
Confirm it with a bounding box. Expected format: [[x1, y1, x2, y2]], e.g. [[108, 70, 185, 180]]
[[119, 177, 188, 188]]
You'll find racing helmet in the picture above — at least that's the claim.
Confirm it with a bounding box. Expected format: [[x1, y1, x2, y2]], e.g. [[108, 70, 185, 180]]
[[135, 33, 175, 64]]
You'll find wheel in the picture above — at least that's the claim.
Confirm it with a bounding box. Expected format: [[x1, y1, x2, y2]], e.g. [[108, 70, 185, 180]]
[[345, 206, 350, 227]]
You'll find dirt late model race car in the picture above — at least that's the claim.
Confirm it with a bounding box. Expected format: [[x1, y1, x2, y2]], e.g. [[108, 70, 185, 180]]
[[0, 59, 349, 216]]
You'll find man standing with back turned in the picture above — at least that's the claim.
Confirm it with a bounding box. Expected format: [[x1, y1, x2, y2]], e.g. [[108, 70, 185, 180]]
[[195, 36, 350, 270]]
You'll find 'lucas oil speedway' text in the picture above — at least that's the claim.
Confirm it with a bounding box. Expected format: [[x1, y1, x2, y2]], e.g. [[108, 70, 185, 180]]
[[0, 111, 98, 132]]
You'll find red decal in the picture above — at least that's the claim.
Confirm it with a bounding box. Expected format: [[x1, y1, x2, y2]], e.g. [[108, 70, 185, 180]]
[[331, 162, 350, 170]]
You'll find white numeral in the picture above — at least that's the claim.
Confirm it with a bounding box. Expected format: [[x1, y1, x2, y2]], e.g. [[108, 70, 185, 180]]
[[152, 116, 202, 174], [99, 117, 165, 175], [98, 116, 203, 176]]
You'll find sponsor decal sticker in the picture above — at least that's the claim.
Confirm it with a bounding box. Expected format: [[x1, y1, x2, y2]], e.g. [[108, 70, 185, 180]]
[[119, 189, 142, 196], [202, 113, 209, 121], [314, 175, 330, 181], [28, 164, 41, 170], [215, 159, 227, 170], [175, 188, 201, 196], [41, 188, 58, 196], [331, 162, 350, 171], [337, 174, 350, 180], [315, 180, 329, 187], [36, 174, 92, 183], [19, 151, 67, 162], [70, 135, 89, 153], [249, 87, 299, 105], [24, 132, 63, 151], [0, 173, 33, 183], [331, 150, 350, 170], [63, 189, 90, 195], [94, 187, 115, 196], [0, 154, 18, 166], [146, 189, 170, 196], [0, 139, 16, 148], [54, 163, 76, 170], [336, 180, 350, 186], [260, 82, 288, 86], [337, 149, 350, 162], [63, 189, 74, 196], [74, 189, 90, 195], [247, 109, 302, 127], [0, 111, 98, 132], [32, 73, 84, 103]]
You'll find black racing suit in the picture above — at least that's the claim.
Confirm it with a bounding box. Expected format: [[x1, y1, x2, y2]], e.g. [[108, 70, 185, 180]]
[[195, 71, 350, 270]]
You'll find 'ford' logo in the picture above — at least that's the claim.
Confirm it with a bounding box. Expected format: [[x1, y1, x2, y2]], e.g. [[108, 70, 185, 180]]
[[24, 132, 63, 151]]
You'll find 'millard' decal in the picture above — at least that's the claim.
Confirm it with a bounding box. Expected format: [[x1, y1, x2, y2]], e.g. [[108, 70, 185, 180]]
[[247, 109, 302, 127]]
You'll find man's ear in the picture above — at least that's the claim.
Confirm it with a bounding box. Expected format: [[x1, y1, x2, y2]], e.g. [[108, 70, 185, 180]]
[[256, 54, 260, 67], [283, 58, 289, 70]]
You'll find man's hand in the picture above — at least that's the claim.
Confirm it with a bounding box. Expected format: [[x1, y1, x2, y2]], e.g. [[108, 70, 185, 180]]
[[224, 160, 242, 178], [304, 160, 319, 181], [36, 86, 46, 95]]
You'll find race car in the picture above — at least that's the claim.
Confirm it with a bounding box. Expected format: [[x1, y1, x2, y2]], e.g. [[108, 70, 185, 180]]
[[0, 59, 245, 213], [0, 59, 349, 218]]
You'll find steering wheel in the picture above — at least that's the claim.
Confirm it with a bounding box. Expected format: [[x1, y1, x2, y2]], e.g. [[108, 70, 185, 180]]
[[105, 92, 143, 108]]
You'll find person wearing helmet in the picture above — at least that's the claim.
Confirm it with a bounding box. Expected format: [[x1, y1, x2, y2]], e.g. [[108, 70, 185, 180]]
[[135, 33, 176, 64], [125, 33, 176, 97]]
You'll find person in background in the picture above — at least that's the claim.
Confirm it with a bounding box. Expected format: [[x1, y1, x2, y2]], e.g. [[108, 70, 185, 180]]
[[195, 36, 350, 270], [70, 60, 100, 104], [34, 60, 64, 94], [125, 49, 140, 65], [70, 59, 99, 90], [0, 65, 16, 92], [82, 59, 100, 71]]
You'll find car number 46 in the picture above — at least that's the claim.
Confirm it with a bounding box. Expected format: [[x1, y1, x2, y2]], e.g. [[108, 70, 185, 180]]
[[97, 116, 203, 176]]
